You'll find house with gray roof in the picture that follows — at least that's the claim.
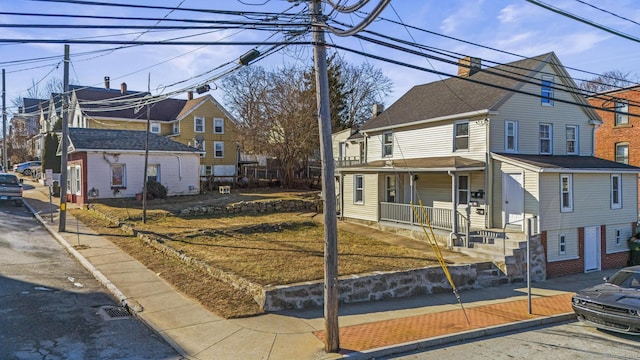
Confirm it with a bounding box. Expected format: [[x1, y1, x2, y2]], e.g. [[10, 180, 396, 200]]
[[59, 128, 202, 205], [335, 52, 640, 279]]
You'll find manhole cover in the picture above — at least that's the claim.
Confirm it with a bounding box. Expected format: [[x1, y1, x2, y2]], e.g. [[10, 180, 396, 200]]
[[98, 306, 132, 320]]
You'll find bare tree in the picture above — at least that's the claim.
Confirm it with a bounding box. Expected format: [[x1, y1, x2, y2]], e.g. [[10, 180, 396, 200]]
[[222, 66, 318, 186], [11, 78, 63, 111], [339, 59, 393, 128], [578, 70, 637, 93]]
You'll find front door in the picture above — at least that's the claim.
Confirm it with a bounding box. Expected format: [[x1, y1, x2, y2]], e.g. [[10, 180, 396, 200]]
[[584, 226, 601, 272], [502, 173, 524, 228]]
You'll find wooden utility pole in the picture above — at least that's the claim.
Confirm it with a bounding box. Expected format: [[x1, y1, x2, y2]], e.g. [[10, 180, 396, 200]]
[[311, 0, 340, 353], [2, 69, 6, 173], [142, 73, 150, 223], [59, 44, 70, 232]]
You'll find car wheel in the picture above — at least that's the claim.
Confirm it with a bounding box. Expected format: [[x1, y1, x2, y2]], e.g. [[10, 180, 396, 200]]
[[23, 169, 31, 176]]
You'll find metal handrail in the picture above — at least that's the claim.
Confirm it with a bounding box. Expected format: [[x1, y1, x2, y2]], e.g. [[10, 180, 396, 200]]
[[503, 218, 524, 254]]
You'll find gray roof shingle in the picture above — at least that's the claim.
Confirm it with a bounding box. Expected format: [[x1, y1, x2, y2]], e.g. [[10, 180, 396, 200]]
[[361, 53, 553, 131], [68, 128, 201, 153], [495, 153, 640, 172]]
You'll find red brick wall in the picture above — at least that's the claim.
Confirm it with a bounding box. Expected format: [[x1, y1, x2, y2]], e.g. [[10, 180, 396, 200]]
[[589, 89, 640, 209], [543, 224, 632, 278]]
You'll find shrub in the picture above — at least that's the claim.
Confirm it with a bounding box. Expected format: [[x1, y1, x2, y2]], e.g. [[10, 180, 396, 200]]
[[146, 180, 167, 199]]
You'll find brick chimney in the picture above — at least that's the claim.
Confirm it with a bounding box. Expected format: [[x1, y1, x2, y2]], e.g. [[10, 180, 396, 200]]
[[120, 82, 127, 94], [372, 103, 384, 117], [104, 76, 110, 89], [458, 56, 481, 78], [187, 91, 193, 100]]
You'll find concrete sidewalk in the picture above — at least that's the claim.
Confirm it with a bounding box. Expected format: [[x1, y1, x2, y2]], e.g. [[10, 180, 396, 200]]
[[20, 178, 614, 360]]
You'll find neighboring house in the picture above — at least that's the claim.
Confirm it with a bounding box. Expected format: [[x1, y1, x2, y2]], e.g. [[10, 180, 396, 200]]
[[60, 128, 202, 206], [335, 52, 640, 279], [171, 93, 240, 181], [10, 98, 46, 160], [587, 85, 640, 209], [62, 78, 239, 180]]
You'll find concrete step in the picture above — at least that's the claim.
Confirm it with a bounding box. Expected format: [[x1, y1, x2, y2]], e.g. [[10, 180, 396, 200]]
[[458, 246, 513, 263], [471, 240, 525, 252]]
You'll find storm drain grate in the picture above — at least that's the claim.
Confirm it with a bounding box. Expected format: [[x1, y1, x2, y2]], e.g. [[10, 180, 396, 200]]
[[98, 306, 132, 320]]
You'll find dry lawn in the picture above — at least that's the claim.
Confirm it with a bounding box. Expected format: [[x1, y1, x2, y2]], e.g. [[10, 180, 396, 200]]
[[72, 190, 444, 317]]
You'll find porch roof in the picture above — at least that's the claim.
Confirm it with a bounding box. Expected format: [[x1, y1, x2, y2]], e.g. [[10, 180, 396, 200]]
[[340, 156, 485, 172], [493, 153, 640, 173]]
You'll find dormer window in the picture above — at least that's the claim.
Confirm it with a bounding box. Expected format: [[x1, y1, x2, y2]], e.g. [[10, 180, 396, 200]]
[[541, 75, 554, 106], [615, 100, 629, 125]]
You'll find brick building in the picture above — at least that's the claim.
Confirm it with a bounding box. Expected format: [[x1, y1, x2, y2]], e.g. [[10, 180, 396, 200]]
[[588, 85, 640, 210]]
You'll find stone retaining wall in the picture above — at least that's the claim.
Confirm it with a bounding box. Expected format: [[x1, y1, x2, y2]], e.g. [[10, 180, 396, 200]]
[[178, 199, 321, 216], [87, 205, 497, 312]]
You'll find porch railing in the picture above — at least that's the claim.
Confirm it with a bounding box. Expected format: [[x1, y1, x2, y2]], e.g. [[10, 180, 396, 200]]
[[335, 157, 364, 168], [379, 202, 467, 233]]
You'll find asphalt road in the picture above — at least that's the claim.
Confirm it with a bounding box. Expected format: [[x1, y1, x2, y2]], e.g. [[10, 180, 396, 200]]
[[382, 320, 640, 359], [0, 202, 182, 359]]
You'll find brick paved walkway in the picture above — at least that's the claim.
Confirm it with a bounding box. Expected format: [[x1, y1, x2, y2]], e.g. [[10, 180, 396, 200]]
[[314, 293, 574, 353]]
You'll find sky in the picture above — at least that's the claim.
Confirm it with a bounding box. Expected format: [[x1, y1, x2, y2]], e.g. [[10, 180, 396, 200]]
[[2, 0, 640, 117]]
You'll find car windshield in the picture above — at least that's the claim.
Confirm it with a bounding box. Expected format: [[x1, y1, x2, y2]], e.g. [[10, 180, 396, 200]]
[[608, 270, 640, 288], [0, 174, 19, 184]]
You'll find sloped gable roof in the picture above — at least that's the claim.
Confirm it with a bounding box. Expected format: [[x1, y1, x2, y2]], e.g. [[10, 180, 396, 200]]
[[362, 52, 580, 131], [73, 86, 186, 121], [66, 128, 201, 153], [176, 94, 240, 125]]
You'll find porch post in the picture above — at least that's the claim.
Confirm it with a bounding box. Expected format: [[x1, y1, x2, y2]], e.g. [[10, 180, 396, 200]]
[[448, 170, 457, 247]]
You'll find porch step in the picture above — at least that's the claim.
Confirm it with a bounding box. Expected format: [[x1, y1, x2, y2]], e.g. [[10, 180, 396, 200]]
[[471, 239, 527, 251], [475, 263, 510, 287], [458, 245, 517, 263]]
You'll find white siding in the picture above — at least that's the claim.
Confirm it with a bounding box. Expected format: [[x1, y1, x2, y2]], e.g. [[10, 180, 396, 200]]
[[539, 173, 638, 231], [415, 173, 451, 206], [342, 173, 378, 222], [366, 118, 487, 163], [491, 161, 539, 228], [87, 152, 200, 199], [491, 64, 594, 156], [606, 223, 632, 254], [546, 229, 579, 262]]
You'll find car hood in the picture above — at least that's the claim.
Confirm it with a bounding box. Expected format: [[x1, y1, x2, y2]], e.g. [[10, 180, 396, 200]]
[[575, 283, 640, 308]]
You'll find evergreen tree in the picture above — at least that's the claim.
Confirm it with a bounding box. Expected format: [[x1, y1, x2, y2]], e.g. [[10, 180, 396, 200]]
[[42, 132, 61, 173]]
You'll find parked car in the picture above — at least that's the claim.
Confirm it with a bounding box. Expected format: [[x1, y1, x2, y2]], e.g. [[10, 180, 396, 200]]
[[572, 266, 640, 335], [12, 161, 41, 176], [0, 172, 23, 206]]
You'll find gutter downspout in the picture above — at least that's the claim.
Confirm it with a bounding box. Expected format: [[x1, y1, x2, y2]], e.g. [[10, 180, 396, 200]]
[[448, 170, 457, 248], [174, 155, 182, 180]]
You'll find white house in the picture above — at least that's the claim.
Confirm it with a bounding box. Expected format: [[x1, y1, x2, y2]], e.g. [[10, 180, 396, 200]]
[[335, 52, 640, 279], [59, 128, 202, 206]]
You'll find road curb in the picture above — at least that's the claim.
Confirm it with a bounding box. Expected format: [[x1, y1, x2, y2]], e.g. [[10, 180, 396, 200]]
[[23, 198, 137, 313]]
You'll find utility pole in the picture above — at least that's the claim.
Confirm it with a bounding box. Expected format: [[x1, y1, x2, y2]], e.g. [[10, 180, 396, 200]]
[[59, 44, 70, 232], [311, 0, 340, 353], [142, 73, 150, 223], [2, 69, 6, 173]]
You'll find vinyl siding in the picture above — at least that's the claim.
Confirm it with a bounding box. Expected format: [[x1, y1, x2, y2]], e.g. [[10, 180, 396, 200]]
[[546, 229, 579, 262], [605, 223, 632, 254], [366, 118, 487, 163], [174, 99, 238, 168], [415, 173, 450, 206], [86, 118, 148, 131], [342, 173, 378, 222], [86, 151, 200, 199], [539, 173, 638, 231], [491, 161, 539, 228], [490, 64, 594, 156]]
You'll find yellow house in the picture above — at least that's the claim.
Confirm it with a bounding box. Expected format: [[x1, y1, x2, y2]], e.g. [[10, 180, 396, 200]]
[[170, 93, 240, 180], [64, 79, 240, 181]]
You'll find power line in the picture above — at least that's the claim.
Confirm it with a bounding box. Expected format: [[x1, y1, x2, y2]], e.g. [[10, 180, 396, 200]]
[[573, 0, 640, 28]]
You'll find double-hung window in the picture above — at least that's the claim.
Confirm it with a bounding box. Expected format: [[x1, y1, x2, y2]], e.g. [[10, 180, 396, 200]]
[[505, 120, 518, 153], [457, 175, 469, 205], [615, 100, 629, 125], [454, 121, 469, 151], [194, 116, 205, 132], [382, 132, 393, 157], [150, 122, 161, 134], [615, 143, 629, 164], [214, 141, 224, 158], [566, 125, 578, 155], [540, 123, 552, 154], [147, 164, 160, 182], [611, 174, 622, 209], [559, 235, 566, 255], [354, 175, 364, 204], [541, 75, 554, 106], [214, 118, 224, 134], [560, 174, 573, 212], [385, 175, 396, 203]]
